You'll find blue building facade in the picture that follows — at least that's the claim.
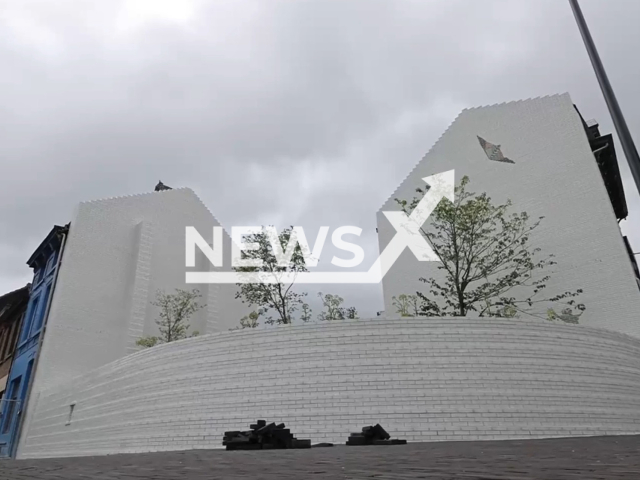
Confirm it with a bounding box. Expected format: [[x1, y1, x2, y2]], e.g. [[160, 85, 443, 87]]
[[0, 225, 68, 458]]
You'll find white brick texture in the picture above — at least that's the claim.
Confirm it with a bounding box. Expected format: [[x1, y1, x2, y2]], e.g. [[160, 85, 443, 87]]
[[378, 93, 640, 338], [17, 318, 640, 459], [30, 188, 247, 395], [16, 188, 248, 457]]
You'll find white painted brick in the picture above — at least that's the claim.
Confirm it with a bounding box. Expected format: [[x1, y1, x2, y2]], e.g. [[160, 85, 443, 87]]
[[15, 317, 640, 459], [378, 93, 640, 339], [16, 187, 248, 457]]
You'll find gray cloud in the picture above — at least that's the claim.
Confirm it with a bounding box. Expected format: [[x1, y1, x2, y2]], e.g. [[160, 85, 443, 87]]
[[1, 0, 639, 317]]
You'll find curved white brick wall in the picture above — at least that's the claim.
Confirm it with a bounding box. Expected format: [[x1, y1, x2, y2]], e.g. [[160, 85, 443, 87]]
[[17, 318, 640, 459]]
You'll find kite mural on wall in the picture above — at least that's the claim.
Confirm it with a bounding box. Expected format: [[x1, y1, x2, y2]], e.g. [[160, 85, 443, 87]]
[[477, 136, 515, 164]]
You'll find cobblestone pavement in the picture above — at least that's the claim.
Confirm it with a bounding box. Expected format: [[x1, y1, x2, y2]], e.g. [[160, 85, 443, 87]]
[[2, 435, 640, 479]]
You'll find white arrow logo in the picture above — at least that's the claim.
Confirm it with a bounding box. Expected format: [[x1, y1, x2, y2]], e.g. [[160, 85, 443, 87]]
[[371, 169, 454, 281], [186, 170, 454, 284]]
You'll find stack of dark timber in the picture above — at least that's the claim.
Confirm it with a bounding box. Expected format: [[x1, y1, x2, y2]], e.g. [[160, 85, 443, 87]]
[[346, 424, 407, 446], [223, 420, 312, 450]]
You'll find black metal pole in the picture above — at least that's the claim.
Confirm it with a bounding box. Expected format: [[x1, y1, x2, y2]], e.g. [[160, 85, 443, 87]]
[[569, 0, 640, 197]]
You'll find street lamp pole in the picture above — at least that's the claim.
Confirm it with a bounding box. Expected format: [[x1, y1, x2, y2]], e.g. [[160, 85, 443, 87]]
[[569, 0, 640, 197]]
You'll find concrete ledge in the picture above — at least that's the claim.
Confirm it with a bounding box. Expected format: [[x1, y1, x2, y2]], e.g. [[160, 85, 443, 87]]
[[17, 317, 640, 458]]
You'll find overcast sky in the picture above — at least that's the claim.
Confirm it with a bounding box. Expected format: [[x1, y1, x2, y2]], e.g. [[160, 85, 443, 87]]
[[1, 0, 639, 318]]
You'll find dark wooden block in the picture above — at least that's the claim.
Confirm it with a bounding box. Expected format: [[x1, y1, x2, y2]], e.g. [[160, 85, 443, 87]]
[[226, 443, 263, 451], [347, 436, 368, 446], [371, 440, 390, 446], [256, 423, 276, 435], [372, 439, 407, 446], [223, 434, 249, 441], [223, 439, 249, 446], [292, 439, 311, 449], [224, 436, 250, 444], [371, 424, 390, 440], [261, 443, 280, 450]]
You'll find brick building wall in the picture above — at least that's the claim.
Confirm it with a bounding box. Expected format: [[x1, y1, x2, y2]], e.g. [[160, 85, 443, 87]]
[[27, 187, 246, 396], [16, 318, 640, 459], [377, 94, 640, 338]]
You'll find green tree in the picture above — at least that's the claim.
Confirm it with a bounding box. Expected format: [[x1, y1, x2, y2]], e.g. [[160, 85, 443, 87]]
[[547, 307, 583, 324], [392, 294, 420, 317], [344, 306, 358, 319], [317, 292, 359, 321], [229, 310, 263, 331], [395, 176, 585, 321], [300, 303, 313, 323], [240, 310, 262, 329], [234, 226, 308, 325], [136, 336, 161, 348], [136, 288, 204, 348]]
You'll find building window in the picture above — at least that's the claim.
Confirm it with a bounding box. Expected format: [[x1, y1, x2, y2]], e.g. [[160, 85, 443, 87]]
[[19, 297, 40, 344], [32, 268, 42, 286], [0, 377, 21, 434], [30, 284, 51, 335], [9, 316, 21, 352], [45, 254, 56, 274]]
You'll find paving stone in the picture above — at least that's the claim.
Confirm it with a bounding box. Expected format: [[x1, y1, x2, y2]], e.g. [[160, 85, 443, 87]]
[[1, 435, 640, 479]]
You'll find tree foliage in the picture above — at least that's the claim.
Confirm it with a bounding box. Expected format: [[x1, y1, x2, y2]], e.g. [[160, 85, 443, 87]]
[[240, 310, 262, 329], [234, 226, 308, 325], [136, 336, 161, 348], [136, 288, 203, 348], [395, 176, 585, 322], [229, 309, 263, 331], [392, 294, 420, 317], [300, 303, 313, 323], [317, 292, 358, 321]]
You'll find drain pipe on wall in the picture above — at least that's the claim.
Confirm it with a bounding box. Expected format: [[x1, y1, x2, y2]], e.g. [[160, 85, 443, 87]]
[[11, 225, 69, 459]]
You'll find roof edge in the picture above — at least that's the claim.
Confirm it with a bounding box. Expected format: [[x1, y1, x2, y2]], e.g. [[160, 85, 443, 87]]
[[79, 186, 193, 206], [26, 224, 69, 267]]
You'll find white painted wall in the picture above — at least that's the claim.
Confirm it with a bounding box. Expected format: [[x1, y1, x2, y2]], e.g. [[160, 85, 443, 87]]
[[17, 188, 247, 455], [378, 94, 640, 338], [16, 318, 640, 459]]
